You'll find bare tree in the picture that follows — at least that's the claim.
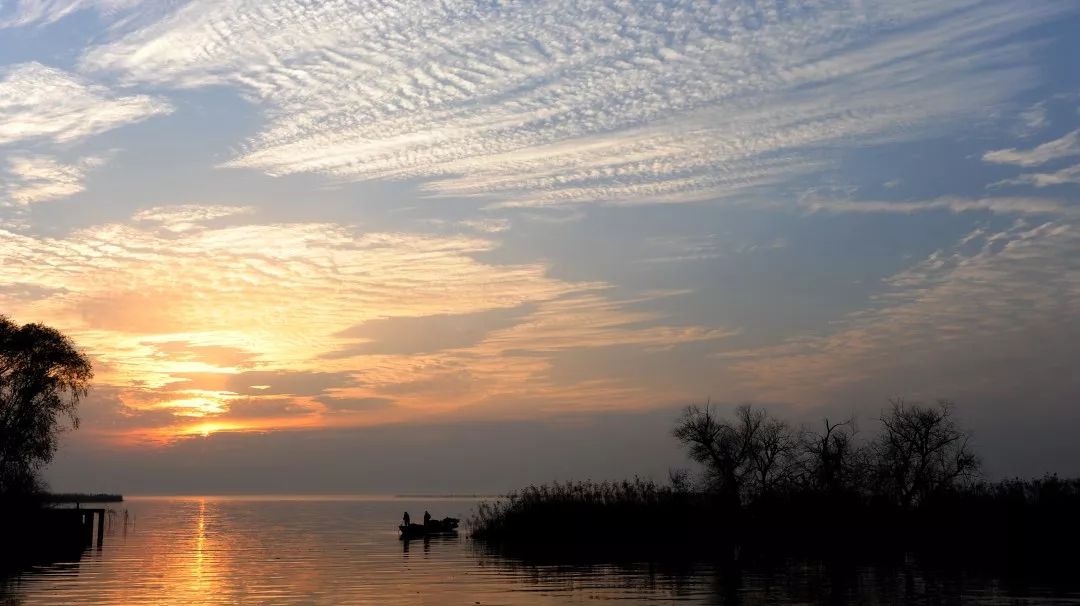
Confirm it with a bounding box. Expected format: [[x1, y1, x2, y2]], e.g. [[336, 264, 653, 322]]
[[0, 317, 92, 496], [801, 416, 863, 494], [674, 403, 798, 502], [674, 403, 754, 502], [749, 416, 798, 497], [873, 399, 980, 508]]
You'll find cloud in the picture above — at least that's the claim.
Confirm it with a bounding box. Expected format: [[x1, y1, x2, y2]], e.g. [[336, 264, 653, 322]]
[[80, 0, 1074, 206], [799, 195, 1078, 216], [338, 291, 733, 420], [0, 217, 574, 435], [983, 130, 1080, 190], [327, 306, 533, 358], [145, 341, 259, 369], [0, 62, 170, 146], [132, 204, 256, 231], [641, 235, 727, 264], [1018, 102, 1050, 136], [724, 219, 1080, 404], [458, 217, 511, 234], [476, 292, 731, 355], [0, 154, 104, 205], [991, 163, 1080, 189], [0, 214, 724, 440], [313, 396, 393, 413], [983, 129, 1080, 167], [0, 0, 143, 28], [166, 370, 356, 397]]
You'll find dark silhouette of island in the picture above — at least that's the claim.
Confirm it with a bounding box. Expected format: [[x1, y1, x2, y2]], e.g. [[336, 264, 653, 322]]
[[41, 493, 123, 504], [470, 400, 1080, 581]]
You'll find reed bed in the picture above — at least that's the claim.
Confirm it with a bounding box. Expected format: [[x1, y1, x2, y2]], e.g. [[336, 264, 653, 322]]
[[469, 475, 1080, 569], [469, 478, 727, 550]]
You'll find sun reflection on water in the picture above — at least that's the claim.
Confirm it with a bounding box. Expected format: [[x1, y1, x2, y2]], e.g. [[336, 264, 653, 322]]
[[192, 499, 207, 596]]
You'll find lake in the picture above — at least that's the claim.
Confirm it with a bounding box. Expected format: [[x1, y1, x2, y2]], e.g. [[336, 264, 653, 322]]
[[1, 496, 1076, 605]]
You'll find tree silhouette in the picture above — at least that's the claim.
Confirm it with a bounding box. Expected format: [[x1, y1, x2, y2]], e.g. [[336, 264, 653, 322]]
[[748, 414, 798, 497], [801, 416, 862, 495], [0, 316, 92, 496], [673, 403, 798, 503], [873, 399, 979, 508]]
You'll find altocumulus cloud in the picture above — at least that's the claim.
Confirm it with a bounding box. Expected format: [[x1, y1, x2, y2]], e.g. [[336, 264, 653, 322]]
[[79, 0, 1075, 207], [985, 130, 1080, 189], [0, 62, 170, 145], [723, 219, 1080, 405], [983, 130, 1080, 168], [0, 62, 169, 209], [0, 155, 106, 206], [0, 0, 145, 28]]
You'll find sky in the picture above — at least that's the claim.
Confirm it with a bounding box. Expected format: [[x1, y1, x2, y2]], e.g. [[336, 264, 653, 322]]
[[0, 0, 1076, 494]]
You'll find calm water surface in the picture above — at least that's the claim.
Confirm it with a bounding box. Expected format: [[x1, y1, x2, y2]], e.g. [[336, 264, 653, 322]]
[[1, 496, 1076, 605]]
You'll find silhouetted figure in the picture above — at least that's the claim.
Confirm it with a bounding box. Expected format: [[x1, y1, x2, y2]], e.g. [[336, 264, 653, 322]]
[[403, 511, 410, 526], [423, 511, 431, 526]]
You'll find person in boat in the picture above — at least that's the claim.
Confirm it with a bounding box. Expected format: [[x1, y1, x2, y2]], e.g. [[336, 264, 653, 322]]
[[403, 511, 410, 527], [423, 511, 431, 526]]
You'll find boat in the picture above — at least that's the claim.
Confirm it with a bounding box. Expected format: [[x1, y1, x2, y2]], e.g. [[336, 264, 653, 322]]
[[398, 517, 460, 539]]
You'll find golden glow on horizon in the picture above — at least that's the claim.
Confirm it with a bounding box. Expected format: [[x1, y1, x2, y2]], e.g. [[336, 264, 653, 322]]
[[0, 214, 728, 444]]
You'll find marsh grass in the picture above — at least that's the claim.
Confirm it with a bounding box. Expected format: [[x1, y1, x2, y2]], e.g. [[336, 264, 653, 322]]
[[469, 478, 737, 561], [469, 475, 1080, 571]]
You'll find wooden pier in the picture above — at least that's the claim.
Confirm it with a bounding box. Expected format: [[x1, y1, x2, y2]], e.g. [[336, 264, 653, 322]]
[[0, 504, 110, 570], [39, 507, 108, 548]]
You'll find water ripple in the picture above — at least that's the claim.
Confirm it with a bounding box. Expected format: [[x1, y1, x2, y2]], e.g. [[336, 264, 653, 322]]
[[1, 497, 1077, 605]]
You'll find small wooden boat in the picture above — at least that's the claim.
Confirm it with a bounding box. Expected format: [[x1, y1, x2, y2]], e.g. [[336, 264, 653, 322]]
[[398, 517, 460, 539]]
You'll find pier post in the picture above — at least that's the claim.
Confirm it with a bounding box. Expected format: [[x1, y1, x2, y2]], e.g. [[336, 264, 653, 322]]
[[83, 511, 94, 545], [96, 510, 105, 547]]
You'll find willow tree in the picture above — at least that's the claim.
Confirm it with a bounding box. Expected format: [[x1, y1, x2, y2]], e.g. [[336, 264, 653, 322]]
[[0, 317, 92, 496]]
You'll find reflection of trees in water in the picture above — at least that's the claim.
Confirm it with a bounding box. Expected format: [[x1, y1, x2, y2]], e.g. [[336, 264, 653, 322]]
[[471, 545, 1079, 604], [1, 557, 84, 602], [472, 546, 717, 601]]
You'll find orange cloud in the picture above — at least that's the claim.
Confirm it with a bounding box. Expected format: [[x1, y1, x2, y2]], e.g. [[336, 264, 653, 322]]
[[1, 207, 728, 442]]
